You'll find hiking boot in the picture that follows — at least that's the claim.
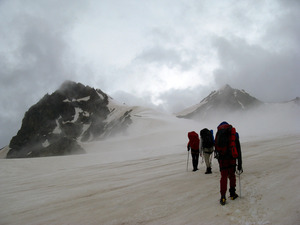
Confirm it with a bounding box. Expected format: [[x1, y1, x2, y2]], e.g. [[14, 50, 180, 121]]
[[220, 196, 226, 205], [230, 193, 239, 200], [205, 167, 212, 174], [229, 188, 238, 200]]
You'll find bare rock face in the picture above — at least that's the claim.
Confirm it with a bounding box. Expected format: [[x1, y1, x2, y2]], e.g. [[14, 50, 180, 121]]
[[7, 81, 131, 158]]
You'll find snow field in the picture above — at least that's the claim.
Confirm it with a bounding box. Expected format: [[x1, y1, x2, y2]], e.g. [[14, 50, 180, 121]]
[[0, 134, 299, 224], [1, 105, 300, 224]]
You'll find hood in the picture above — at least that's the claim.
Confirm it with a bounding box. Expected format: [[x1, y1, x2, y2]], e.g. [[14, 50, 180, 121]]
[[218, 121, 229, 128]]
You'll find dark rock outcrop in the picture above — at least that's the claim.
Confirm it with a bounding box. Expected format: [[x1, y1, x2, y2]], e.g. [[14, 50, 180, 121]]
[[7, 81, 132, 158]]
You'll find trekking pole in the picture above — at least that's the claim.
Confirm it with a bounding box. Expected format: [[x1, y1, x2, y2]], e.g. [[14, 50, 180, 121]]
[[186, 151, 189, 172], [238, 172, 242, 198]]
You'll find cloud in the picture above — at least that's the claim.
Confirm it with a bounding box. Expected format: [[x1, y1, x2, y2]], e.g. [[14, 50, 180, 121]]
[[265, 1, 300, 50], [1, 0, 300, 148], [212, 34, 300, 102], [210, 0, 300, 102], [111, 90, 157, 109], [0, 0, 87, 147], [112, 85, 214, 115], [156, 86, 213, 114]]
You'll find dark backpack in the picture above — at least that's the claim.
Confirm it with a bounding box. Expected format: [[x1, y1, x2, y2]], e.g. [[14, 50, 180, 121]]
[[200, 128, 214, 148], [215, 124, 238, 158]]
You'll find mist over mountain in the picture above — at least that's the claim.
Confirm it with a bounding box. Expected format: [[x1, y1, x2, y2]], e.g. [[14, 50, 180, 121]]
[[288, 97, 300, 106], [176, 84, 300, 139], [7, 81, 133, 158], [5, 82, 299, 159], [176, 84, 263, 120]]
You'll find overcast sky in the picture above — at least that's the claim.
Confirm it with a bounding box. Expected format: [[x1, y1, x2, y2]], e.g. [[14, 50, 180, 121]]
[[1, 0, 300, 147]]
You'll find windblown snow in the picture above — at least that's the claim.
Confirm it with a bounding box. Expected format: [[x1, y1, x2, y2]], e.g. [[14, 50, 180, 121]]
[[0, 105, 300, 225]]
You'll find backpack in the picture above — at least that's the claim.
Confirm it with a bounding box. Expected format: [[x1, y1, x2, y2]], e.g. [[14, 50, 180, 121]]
[[215, 123, 238, 158], [188, 131, 200, 150], [200, 128, 214, 148]]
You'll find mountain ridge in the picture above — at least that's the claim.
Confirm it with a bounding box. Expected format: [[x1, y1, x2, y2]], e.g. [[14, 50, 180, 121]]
[[176, 84, 263, 120], [5, 81, 299, 158]]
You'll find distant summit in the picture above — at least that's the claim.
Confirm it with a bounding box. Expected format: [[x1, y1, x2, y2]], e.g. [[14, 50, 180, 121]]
[[291, 97, 300, 106], [176, 84, 263, 120], [7, 81, 133, 158]]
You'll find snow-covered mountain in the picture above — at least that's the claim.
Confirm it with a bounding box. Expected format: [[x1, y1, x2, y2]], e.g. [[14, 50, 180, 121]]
[[7, 81, 146, 158], [5, 82, 299, 159], [176, 84, 262, 120]]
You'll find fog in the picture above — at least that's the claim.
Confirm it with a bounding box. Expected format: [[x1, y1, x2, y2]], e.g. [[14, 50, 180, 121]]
[[183, 102, 300, 142]]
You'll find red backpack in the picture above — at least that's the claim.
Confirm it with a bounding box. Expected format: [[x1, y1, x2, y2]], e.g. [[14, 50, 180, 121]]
[[188, 131, 200, 150], [215, 123, 238, 158]]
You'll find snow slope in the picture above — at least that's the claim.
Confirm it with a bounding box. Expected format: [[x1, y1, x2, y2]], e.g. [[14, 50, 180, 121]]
[[0, 108, 300, 225]]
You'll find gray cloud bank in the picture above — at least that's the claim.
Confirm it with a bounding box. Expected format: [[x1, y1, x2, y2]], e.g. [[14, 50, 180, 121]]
[[1, 0, 300, 147]]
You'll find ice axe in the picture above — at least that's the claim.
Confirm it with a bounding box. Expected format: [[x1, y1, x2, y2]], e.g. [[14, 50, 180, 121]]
[[186, 151, 189, 171], [237, 170, 242, 197]]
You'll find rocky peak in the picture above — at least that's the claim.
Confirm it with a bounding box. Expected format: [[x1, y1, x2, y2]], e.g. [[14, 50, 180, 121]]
[[7, 81, 131, 158], [219, 84, 233, 91], [177, 85, 262, 120], [292, 97, 300, 106]]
